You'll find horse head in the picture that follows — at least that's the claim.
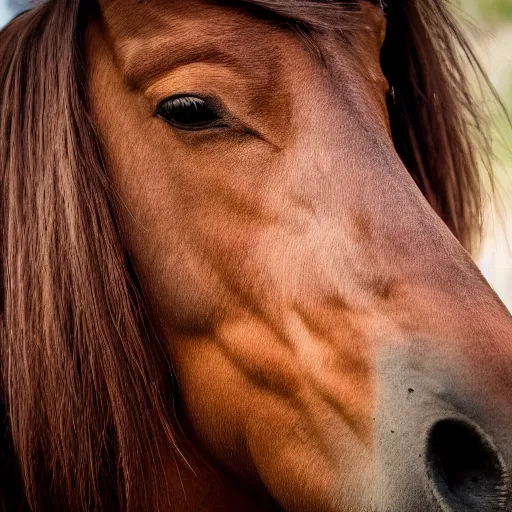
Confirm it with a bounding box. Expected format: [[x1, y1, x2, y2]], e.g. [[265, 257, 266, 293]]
[[1, 1, 511, 510]]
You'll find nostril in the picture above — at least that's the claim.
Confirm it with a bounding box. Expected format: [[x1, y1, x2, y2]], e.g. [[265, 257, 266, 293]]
[[426, 419, 510, 511]]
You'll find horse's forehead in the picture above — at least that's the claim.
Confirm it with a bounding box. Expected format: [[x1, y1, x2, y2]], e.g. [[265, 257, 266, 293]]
[[96, 0, 386, 95], [100, 0, 275, 46], [97, 0, 300, 90]]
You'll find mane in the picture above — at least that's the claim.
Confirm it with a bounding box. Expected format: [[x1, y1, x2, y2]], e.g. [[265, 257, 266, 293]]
[[0, 0, 495, 510], [0, 2, 177, 511]]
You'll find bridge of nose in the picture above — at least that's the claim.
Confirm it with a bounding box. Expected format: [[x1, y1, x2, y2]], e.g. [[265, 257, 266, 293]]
[[292, 65, 512, 507]]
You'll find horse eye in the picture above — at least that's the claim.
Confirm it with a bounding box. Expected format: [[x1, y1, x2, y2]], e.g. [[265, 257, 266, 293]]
[[156, 95, 224, 131]]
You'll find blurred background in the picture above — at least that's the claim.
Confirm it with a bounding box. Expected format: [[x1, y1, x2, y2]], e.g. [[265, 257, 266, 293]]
[[1, 0, 511, 309], [463, 0, 512, 311]]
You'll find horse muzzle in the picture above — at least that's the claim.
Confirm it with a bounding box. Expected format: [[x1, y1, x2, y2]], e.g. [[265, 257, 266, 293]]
[[372, 344, 512, 512]]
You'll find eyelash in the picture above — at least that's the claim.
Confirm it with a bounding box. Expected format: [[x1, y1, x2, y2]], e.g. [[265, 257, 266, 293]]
[[155, 94, 228, 131]]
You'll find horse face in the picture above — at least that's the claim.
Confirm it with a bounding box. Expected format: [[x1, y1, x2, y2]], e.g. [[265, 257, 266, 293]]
[[88, 1, 512, 510]]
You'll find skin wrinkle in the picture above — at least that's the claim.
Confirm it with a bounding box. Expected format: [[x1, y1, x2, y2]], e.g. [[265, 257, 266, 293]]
[[215, 313, 301, 397], [288, 313, 373, 444]]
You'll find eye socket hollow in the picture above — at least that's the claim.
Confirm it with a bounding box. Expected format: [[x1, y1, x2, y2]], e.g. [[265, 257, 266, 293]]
[[156, 95, 225, 131]]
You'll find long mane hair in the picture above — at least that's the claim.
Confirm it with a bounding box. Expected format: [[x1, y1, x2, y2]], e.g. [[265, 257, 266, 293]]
[[0, 0, 495, 510]]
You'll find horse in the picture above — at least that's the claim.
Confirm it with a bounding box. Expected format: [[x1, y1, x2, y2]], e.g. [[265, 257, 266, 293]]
[[0, 0, 511, 510]]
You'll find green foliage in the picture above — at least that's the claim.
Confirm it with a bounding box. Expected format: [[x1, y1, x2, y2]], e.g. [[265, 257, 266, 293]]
[[476, 0, 512, 20]]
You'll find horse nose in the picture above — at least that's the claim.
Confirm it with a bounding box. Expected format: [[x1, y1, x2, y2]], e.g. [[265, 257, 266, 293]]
[[426, 418, 510, 511], [374, 348, 512, 511]]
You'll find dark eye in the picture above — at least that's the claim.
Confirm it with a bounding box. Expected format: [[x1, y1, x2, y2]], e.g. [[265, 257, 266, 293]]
[[156, 95, 225, 131]]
